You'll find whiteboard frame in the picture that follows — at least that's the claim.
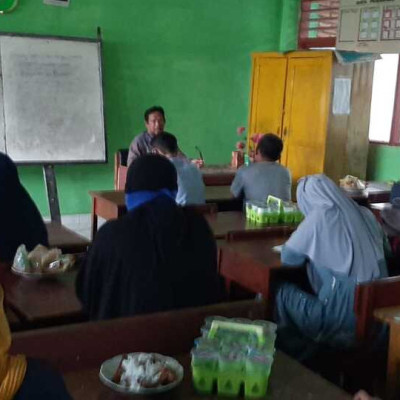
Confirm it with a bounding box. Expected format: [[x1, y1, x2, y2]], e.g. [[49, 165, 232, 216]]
[[0, 31, 107, 165]]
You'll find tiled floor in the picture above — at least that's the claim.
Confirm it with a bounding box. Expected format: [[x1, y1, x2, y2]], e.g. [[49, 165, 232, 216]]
[[43, 214, 105, 240]]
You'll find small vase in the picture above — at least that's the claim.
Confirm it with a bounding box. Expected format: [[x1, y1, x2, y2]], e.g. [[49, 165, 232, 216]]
[[231, 151, 244, 169]]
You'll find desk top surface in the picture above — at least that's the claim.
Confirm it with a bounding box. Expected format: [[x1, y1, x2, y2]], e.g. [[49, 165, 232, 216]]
[[205, 212, 295, 239], [90, 186, 233, 204], [46, 222, 90, 251], [0, 266, 82, 323], [91, 180, 390, 205], [221, 235, 289, 268], [62, 352, 350, 400]]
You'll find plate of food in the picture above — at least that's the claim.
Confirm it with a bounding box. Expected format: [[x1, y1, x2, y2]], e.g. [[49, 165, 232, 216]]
[[339, 175, 367, 196], [11, 244, 76, 279], [99, 352, 184, 395]]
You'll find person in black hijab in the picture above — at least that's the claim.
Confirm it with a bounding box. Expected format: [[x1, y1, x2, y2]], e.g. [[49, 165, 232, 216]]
[[0, 152, 48, 263], [77, 154, 223, 320]]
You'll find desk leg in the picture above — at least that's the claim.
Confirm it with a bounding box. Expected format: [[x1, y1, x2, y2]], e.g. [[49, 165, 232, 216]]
[[91, 198, 98, 241], [387, 323, 400, 400]]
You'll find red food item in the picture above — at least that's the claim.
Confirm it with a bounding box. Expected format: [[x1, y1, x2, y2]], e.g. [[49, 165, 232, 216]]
[[112, 354, 128, 383], [159, 367, 177, 385]]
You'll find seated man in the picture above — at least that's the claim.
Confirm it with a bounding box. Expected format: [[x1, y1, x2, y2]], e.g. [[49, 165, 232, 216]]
[[127, 106, 203, 168], [230, 133, 291, 202], [127, 106, 172, 167], [77, 154, 223, 320], [151, 133, 205, 206]]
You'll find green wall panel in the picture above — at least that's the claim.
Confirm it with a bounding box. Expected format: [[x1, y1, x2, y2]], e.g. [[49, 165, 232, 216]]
[[0, 0, 283, 215], [367, 144, 400, 182]]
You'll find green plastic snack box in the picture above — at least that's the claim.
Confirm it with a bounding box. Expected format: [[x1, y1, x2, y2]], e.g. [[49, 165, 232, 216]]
[[191, 318, 276, 398]]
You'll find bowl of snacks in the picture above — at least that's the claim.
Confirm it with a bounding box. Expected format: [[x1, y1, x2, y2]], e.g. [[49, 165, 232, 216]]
[[99, 352, 184, 395], [339, 175, 367, 196], [11, 244, 76, 278]]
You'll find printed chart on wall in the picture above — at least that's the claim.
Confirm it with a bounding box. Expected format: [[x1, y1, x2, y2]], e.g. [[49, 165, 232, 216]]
[[337, 0, 400, 52], [299, 0, 340, 42]]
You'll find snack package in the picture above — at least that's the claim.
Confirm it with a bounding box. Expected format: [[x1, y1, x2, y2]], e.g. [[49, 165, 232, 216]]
[[340, 175, 366, 190], [28, 245, 62, 271], [13, 245, 30, 272], [12, 244, 75, 274]]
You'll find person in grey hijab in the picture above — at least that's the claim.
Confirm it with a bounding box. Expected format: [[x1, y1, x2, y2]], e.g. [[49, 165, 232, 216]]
[[275, 174, 388, 360]]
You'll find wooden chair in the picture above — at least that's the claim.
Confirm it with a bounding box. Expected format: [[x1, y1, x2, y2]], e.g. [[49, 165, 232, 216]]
[[114, 149, 129, 190], [316, 276, 400, 395], [354, 275, 400, 342]]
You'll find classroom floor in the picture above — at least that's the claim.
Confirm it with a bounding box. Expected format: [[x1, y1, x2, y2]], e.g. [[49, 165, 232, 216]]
[[43, 213, 104, 240]]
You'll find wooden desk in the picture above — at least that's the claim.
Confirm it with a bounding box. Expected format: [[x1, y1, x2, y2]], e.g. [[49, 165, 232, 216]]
[[46, 222, 90, 254], [343, 182, 391, 206], [219, 233, 292, 300], [205, 211, 296, 240], [366, 181, 392, 204], [201, 166, 236, 186], [89, 189, 240, 239], [61, 352, 351, 400], [11, 300, 350, 399], [374, 306, 400, 400], [0, 266, 84, 329], [115, 162, 236, 189]]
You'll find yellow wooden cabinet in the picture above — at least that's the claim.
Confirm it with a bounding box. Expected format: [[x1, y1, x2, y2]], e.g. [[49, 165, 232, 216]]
[[248, 51, 373, 186]]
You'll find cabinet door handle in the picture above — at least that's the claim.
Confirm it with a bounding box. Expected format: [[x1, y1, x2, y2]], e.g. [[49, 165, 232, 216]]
[[283, 127, 288, 138]]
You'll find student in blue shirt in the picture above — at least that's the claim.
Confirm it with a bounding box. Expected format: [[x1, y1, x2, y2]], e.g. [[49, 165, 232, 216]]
[[151, 133, 205, 206], [230, 133, 291, 202]]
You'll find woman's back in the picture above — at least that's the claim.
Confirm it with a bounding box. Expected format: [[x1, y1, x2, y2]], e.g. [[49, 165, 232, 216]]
[[0, 153, 48, 262], [77, 196, 222, 320]]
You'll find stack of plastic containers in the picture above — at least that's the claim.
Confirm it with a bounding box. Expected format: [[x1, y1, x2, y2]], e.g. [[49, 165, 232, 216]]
[[245, 198, 303, 225], [191, 317, 277, 398]]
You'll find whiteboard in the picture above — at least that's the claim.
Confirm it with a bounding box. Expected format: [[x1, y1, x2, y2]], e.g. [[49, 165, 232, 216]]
[[0, 34, 106, 163]]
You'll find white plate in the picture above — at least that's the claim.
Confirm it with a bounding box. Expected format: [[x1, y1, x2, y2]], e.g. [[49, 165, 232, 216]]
[[99, 353, 184, 395]]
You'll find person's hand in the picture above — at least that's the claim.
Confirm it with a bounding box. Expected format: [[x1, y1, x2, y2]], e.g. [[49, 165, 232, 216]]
[[191, 159, 204, 169], [353, 390, 380, 400]]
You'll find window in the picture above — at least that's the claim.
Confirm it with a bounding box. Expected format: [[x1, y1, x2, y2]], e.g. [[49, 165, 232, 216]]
[[369, 54, 400, 145]]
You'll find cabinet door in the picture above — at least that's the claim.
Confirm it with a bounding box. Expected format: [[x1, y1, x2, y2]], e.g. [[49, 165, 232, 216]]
[[248, 54, 287, 148], [281, 52, 332, 183]]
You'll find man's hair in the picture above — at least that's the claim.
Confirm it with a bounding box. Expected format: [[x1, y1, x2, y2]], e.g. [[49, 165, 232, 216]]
[[144, 106, 166, 122], [151, 133, 178, 156], [256, 133, 283, 161]]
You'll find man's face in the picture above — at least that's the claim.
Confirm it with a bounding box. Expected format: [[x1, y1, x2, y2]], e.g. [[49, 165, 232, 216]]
[[145, 112, 165, 135]]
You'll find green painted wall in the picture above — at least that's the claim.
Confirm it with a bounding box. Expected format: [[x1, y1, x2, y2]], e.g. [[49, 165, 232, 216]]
[[280, 0, 301, 52], [367, 144, 400, 182], [1, 0, 284, 215]]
